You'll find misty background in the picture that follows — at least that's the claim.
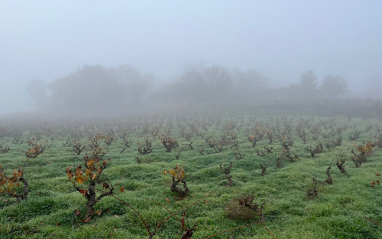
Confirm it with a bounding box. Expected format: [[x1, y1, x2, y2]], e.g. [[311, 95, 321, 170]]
[[1, 1, 381, 115]]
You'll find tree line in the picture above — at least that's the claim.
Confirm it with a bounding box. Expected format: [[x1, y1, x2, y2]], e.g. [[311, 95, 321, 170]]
[[27, 65, 348, 114]]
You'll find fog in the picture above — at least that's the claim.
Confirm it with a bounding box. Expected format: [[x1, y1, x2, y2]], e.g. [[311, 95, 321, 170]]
[[1, 1, 381, 115]]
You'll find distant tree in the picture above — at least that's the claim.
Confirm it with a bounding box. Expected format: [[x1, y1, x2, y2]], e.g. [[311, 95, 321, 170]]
[[203, 65, 233, 101], [298, 70, 319, 100], [204, 66, 232, 87], [110, 65, 152, 106], [179, 68, 206, 102], [48, 65, 126, 114], [364, 74, 382, 98], [26, 79, 48, 110], [150, 68, 204, 103], [232, 69, 268, 102], [320, 75, 347, 97], [154, 65, 233, 104], [232, 69, 267, 90], [300, 70, 318, 90], [181, 68, 205, 91]]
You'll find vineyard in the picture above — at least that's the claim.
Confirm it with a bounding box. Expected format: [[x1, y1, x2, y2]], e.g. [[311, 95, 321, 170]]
[[1, 109, 382, 238]]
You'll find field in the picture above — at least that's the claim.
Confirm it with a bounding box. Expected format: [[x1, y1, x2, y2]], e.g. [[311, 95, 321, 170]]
[[1, 110, 382, 238]]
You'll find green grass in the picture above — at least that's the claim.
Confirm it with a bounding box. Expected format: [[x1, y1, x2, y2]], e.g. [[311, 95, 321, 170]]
[[1, 114, 382, 238]]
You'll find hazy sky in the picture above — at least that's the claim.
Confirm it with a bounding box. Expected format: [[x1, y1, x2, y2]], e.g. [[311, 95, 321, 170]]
[[1, 0, 381, 113]]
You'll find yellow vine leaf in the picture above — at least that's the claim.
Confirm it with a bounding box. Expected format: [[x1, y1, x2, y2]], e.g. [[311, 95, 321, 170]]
[[87, 159, 95, 169], [76, 175, 84, 184], [169, 169, 176, 177]]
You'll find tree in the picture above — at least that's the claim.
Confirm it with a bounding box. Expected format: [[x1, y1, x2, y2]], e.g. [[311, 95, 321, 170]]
[[153, 65, 233, 104], [110, 65, 152, 106], [232, 69, 267, 90], [203, 65, 233, 102], [297, 70, 319, 100], [232, 69, 268, 102], [320, 75, 347, 97], [178, 68, 205, 102], [26, 79, 48, 110], [300, 70, 318, 90], [48, 65, 126, 114]]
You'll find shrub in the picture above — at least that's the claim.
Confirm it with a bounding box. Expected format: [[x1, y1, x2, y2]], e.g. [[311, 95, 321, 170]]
[[167, 164, 189, 198], [0, 144, 45, 202], [225, 195, 267, 221], [66, 145, 114, 221]]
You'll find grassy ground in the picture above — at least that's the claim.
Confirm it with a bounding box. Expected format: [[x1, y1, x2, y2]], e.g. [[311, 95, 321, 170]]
[[0, 114, 382, 238]]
